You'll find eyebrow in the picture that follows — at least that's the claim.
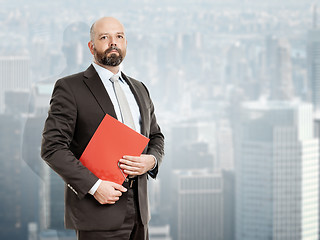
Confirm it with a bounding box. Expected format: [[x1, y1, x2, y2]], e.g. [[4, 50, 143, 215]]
[[98, 32, 125, 37]]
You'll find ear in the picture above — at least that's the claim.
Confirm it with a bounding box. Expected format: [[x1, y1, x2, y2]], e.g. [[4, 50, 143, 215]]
[[88, 41, 94, 55]]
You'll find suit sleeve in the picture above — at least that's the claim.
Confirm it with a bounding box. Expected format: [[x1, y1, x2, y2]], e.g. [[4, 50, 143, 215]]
[[41, 79, 99, 199], [141, 83, 165, 179]]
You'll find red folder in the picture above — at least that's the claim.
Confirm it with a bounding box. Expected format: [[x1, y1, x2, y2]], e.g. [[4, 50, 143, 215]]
[[79, 114, 149, 185]]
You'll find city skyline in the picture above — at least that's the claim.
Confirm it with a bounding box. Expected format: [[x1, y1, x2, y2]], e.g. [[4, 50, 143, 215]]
[[0, 0, 320, 239]]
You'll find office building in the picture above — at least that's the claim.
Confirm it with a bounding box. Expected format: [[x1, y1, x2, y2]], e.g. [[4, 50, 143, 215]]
[[265, 36, 293, 100], [23, 79, 65, 232], [0, 56, 30, 113], [235, 101, 319, 240], [307, 7, 320, 112], [172, 169, 234, 240], [149, 225, 172, 240], [0, 114, 24, 239]]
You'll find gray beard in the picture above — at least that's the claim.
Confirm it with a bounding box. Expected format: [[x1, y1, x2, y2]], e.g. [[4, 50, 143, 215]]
[[98, 53, 123, 66], [94, 47, 123, 66]]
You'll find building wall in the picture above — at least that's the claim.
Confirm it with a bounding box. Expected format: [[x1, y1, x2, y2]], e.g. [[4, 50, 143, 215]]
[[173, 169, 234, 240], [236, 102, 319, 240], [0, 56, 30, 113]]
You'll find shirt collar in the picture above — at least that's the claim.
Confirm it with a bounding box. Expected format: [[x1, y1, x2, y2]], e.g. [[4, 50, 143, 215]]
[[92, 62, 123, 83]]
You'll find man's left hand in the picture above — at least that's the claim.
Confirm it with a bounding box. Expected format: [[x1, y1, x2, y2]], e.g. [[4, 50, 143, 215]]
[[118, 154, 156, 176]]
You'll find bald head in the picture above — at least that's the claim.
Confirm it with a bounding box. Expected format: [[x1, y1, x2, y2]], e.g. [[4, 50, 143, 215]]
[[90, 17, 125, 43], [88, 17, 127, 72]]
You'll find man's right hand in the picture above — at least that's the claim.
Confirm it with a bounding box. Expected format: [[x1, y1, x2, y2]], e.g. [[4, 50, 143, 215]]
[[93, 180, 127, 204]]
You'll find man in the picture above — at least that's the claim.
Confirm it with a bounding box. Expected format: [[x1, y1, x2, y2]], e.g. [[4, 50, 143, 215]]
[[41, 17, 164, 240]]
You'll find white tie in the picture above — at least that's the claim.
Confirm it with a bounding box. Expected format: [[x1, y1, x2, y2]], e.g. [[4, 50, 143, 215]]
[[110, 75, 136, 130]]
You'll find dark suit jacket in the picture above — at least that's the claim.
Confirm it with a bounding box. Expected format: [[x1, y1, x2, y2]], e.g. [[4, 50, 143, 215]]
[[41, 65, 164, 231]]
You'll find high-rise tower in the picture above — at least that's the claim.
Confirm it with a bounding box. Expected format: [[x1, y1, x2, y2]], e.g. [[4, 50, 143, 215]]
[[235, 101, 319, 240], [0, 56, 30, 113], [307, 5, 320, 112], [172, 169, 235, 240]]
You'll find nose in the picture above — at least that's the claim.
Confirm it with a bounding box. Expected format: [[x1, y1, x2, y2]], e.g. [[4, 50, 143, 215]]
[[109, 36, 117, 47]]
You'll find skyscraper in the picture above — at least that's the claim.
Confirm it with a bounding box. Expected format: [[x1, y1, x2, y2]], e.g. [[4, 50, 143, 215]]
[[172, 169, 234, 240], [235, 101, 319, 240], [0, 114, 24, 239], [265, 36, 293, 101], [307, 6, 320, 113], [23, 81, 66, 232], [149, 225, 172, 240], [0, 56, 30, 113]]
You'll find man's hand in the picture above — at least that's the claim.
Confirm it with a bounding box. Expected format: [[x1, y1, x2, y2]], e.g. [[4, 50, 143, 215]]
[[93, 180, 127, 204], [118, 154, 156, 176]]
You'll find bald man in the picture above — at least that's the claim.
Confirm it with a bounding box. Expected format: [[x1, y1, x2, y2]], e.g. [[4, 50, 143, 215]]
[[41, 17, 164, 240]]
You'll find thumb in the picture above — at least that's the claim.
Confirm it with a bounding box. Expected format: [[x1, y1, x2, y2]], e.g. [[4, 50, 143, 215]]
[[112, 182, 127, 192]]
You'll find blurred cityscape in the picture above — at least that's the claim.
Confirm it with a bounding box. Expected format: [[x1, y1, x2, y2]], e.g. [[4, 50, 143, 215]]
[[1, 0, 320, 239]]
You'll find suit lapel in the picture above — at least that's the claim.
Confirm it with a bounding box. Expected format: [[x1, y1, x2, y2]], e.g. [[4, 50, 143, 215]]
[[121, 72, 147, 134], [82, 66, 147, 134], [83, 65, 117, 119]]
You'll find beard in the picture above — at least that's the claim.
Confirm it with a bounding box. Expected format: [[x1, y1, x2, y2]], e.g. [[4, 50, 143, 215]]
[[94, 46, 124, 66]]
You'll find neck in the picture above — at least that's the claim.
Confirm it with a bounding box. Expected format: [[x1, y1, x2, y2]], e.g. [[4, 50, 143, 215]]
[[94, 60, 119, 74]]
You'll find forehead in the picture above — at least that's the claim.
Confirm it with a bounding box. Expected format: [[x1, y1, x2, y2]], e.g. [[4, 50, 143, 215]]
[[94, 18, 125, 35]]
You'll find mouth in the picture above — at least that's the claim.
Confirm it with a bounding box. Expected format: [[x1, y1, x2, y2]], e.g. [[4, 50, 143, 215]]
[[106, 47, 120, 55]]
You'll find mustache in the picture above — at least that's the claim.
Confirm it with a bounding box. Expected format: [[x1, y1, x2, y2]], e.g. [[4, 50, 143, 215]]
[[105, 46, 121, 55]]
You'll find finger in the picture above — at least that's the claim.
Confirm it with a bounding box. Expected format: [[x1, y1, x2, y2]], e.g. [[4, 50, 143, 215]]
[[110, 196, 119, 202], [113, 191, 123, 197], [111, 182, 127, 192], [96, 197, 115, 205], [123, 155, 140, 161], [123, 169, 140, 176], [119, 159, 140, 166], [119, 164, 140, 171]]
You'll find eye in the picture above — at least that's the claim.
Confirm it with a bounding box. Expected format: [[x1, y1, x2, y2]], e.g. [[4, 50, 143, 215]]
[[117, 35, 124, 39], [100, 35, 107, 40]]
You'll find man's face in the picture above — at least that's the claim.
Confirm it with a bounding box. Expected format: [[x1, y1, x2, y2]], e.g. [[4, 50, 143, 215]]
[[94, 45, 125, 67], [89, 18, 127, 67]]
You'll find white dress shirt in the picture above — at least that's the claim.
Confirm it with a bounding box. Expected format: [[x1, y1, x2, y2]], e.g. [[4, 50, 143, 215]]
[[92, 62, 141, 133], [88, 62, 142, 194]]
